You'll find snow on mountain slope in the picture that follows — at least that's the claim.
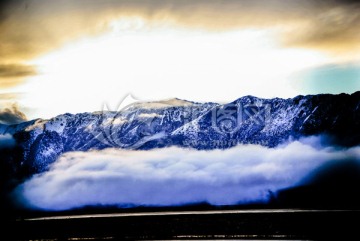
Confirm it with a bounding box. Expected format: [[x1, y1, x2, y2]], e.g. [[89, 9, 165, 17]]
[[6, 91, 360, 173], [129, 98, 196, 109]]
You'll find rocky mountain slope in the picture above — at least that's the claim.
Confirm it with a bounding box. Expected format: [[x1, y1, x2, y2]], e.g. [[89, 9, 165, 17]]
[[2, 92, 360, 173]]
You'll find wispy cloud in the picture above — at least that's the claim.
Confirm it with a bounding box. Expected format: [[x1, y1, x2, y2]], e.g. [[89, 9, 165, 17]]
[[0, 64, 36, 78], [0, 64, 37, 88], [0, 103, 27, 125], [18, 137, 360, 210], [283, 3, 360, 52]]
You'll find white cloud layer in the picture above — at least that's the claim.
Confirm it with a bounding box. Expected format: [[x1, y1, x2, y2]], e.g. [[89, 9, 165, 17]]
[[18, 137, 360, 211]]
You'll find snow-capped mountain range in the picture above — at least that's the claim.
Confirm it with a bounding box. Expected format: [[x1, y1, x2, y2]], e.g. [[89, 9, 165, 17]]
[[1, 92, 360, 173]]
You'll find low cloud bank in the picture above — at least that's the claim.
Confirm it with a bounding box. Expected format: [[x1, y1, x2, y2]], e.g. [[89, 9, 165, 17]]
[[18, 137, 360, 210]]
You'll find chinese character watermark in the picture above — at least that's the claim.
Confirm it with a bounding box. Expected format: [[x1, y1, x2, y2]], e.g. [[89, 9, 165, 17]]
[[212, 102, 271, 134]]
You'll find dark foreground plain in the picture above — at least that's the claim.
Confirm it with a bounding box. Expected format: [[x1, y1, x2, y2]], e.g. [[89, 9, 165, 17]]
[[5, 209, 360, 240], [3, 158, 360, 240]]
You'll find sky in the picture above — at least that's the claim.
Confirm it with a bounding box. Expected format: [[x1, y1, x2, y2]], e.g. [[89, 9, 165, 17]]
[[0, 0, 360, 120]]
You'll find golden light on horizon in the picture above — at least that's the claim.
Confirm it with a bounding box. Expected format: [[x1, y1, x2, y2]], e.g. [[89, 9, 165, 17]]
[[11, 18, 332, 119], [1, 1, 360, 120]]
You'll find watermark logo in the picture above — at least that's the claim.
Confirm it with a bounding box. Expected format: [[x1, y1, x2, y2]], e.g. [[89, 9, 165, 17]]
[[242, 103, 271, 125], [212, 102, 271, 134], [212, 103, 242, 134], [88, 94, 163, 149], [87, 95, 271, 148]]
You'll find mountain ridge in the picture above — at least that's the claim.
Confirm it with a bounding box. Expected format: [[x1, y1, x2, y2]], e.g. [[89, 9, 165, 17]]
[[2, 91, 360, 173]]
